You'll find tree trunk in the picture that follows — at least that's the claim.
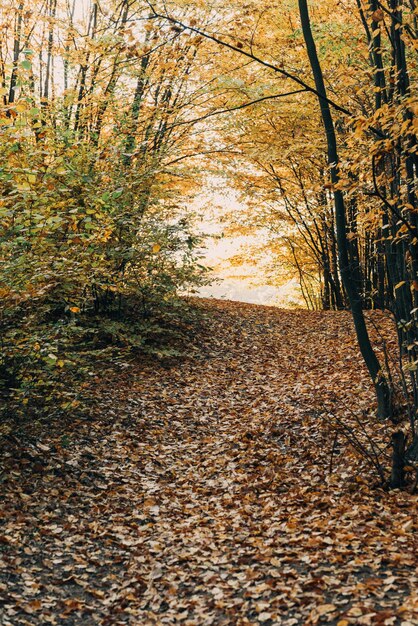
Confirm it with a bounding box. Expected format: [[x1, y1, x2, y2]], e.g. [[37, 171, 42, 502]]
[[298, 0, 392, 419], [390, 431, 406, 488]]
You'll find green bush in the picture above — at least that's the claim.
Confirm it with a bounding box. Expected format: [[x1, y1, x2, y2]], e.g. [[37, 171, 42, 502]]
[[0, 117, 209, 427]]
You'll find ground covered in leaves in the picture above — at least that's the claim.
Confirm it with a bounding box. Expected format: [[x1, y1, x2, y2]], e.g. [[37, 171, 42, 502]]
[[1, 299, 418, 625]]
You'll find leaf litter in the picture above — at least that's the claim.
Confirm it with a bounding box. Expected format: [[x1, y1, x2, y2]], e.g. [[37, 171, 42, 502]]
[[1, 299, 417, 625]]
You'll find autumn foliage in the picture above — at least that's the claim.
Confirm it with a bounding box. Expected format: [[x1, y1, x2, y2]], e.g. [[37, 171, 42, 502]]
[[0, 0, 211, 422], [2, 0, 418, 623]]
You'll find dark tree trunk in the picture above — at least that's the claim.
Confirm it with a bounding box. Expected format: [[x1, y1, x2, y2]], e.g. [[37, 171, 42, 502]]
[[390, 431, 406, 488], [298, 0, 392, 419]]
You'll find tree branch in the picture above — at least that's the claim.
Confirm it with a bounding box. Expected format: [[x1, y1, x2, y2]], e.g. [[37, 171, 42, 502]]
[[166, 89, 308, 130], [145, 2, 352, 117]]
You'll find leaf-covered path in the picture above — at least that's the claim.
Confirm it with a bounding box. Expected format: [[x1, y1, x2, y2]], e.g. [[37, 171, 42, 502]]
[[1, 299, 418, 625]]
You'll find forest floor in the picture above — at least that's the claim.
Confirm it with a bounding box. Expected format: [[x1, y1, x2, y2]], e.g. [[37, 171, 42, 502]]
[[1, 298, 418, 626]]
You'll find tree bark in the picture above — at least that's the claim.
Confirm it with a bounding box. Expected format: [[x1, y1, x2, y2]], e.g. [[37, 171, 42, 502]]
[[390, 431, 406, 488]]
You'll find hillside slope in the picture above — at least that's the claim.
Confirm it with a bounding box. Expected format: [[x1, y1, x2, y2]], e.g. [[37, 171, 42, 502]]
[[1, 299, 417, 625]]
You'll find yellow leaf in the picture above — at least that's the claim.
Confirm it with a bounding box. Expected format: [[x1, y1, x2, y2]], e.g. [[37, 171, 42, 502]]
[[0, 117, 12, 126], [69, 306, 80, 313], [16, 182, 31, 191], [0, 87, 8, 97], [152, 243, 161, 254], [394, 281, 406, 290]]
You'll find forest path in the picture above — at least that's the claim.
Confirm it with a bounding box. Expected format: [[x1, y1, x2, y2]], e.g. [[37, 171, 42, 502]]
[[1, 299, 418, 625]]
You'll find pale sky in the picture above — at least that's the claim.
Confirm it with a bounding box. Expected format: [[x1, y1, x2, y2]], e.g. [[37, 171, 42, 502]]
[[193, 182, 302, 307]]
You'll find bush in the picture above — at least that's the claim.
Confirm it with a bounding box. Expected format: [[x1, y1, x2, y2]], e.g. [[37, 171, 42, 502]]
[[0, 117, 209, 427]]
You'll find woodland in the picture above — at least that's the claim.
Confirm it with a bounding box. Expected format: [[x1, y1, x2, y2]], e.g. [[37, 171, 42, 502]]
[[1, 0, 418, 624]]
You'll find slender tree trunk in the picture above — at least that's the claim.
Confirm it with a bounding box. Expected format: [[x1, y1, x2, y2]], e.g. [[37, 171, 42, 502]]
[[298, 0, 392, 419], [8, 3, 24, 107], [390, 431, 406, 488], [43, 0, 57, 104], [123, 20, 153, 166]]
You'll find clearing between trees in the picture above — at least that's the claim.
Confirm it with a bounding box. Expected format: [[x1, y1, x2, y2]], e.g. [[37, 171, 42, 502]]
[[1, 298, 417, 625]]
